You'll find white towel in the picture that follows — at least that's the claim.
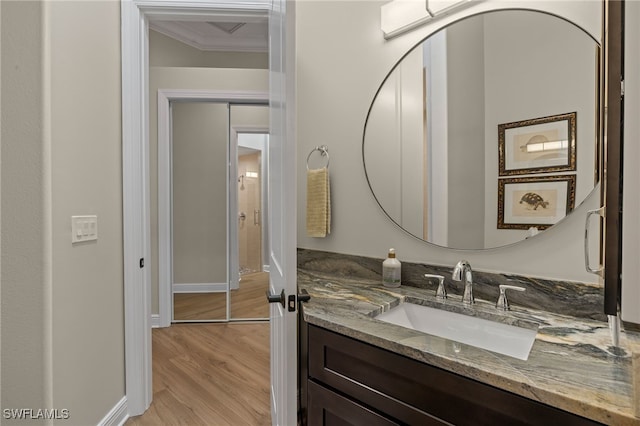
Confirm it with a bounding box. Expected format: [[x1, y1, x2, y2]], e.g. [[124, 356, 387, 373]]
[[306, 167, 331, 237]]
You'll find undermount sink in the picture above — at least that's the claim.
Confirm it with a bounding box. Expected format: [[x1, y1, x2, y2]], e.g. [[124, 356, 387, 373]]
[[376, 302, 538, 361]]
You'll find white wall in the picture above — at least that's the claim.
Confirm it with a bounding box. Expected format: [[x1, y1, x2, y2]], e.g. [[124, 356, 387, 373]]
[[1, 1, 49, 415], [149, 29, 268, 69], [296, 0, 602, 283], [446, 19, 486, 248], [2, 1, 125, 425], [482, 10, 598, 248]]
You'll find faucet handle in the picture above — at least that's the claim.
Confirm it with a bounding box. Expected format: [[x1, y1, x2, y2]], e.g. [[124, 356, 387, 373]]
[[496, 285, 526, 311], [425, 274, 446, 299]]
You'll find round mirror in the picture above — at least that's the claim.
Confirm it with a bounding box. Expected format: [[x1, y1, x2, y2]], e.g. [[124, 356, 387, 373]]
[[363, 9, 600, 250]]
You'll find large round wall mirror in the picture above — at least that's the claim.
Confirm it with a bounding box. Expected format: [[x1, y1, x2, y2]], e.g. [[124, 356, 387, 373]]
[[363, 9, 600, 250]]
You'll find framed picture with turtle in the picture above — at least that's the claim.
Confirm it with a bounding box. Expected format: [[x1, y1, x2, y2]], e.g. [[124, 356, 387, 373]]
[[498, 112, 577, 176], [497, 175, 576, 230]]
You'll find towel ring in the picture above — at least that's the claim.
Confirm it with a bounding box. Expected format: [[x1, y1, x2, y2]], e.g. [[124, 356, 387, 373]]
[[306, 145, 330, 170]]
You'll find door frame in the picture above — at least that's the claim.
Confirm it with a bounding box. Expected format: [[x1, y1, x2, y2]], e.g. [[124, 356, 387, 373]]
[[121, 0, 284, 417], [157, 89, 269, 328]]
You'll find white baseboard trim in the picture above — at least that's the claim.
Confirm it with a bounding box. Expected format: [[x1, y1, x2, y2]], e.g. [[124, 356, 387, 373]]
[[151, 314, 161, 328], [173, 282, 227, 293], [98, 396, 129, 426]]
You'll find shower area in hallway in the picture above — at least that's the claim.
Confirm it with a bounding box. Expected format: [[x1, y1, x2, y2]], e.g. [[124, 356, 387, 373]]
[[233, 131, 271, 320], [237, 134, 268, 277]]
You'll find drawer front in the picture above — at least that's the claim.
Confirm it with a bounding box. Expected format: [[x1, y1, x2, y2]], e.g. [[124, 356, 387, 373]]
[[308, 325, 602, 426], [307, 380, 400, 426]]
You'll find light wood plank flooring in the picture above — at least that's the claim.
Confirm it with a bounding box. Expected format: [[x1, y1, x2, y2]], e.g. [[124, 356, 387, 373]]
[[174, 272, 269, 321], [126, 322, 271, 426]]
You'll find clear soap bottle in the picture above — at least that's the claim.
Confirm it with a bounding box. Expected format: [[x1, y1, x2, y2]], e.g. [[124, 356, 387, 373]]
[[382, 248, 401, 288]]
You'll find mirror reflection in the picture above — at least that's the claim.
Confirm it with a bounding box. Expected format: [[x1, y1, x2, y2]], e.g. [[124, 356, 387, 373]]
[[230, 105, 270, 320], [171, 103, 270, 322], [172, 102, 229, 321], [363, 9, 599, 250]]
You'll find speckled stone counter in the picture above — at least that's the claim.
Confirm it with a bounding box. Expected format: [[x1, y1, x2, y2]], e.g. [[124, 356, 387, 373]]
[[298, 268, 640, 425]]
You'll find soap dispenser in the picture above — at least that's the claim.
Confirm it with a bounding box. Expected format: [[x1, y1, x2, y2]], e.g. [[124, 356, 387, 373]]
[[382, 248, 401, 288]]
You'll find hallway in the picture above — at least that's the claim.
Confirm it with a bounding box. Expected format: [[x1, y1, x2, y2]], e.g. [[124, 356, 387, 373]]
[[126, 323, 271, 425]]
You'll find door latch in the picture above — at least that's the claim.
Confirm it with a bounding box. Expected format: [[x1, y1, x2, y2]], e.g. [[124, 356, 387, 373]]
[[266, 289, 311, 312], [288, 289, 311, 312]]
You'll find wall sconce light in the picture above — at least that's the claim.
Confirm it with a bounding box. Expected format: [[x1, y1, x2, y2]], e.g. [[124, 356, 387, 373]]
[[381, 0, 478, 39]]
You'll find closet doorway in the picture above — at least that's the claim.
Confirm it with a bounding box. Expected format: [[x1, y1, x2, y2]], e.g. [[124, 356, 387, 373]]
[[158, 95, 270, 323]]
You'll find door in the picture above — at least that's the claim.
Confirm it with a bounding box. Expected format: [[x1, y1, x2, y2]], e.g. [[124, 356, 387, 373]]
[[269, 0, 297, 424]]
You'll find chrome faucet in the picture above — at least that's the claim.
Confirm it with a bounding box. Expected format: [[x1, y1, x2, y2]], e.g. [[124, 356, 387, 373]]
[[452, 260, 474, 305]]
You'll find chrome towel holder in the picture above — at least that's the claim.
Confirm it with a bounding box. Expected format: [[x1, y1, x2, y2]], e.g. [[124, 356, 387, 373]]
[[306, 145, 330, 170]]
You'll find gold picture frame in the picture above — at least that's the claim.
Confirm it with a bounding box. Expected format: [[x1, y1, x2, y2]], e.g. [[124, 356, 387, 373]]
[[498, 112, 577, 176], [497, 175, 576, 230]]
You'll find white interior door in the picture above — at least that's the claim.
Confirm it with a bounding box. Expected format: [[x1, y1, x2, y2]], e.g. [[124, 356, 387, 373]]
[[268, 0, 297, 424]]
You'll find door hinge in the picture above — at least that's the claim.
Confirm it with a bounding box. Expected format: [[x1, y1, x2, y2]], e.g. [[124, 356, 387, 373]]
[[621, 79, 625, 98]]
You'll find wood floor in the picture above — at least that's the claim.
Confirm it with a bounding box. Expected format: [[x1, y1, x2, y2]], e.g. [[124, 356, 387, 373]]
[[125, 322, 271, 426], [174, 272, 270, 321]]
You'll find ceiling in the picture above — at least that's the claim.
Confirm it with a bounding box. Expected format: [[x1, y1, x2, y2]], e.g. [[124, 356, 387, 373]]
[[149, 19, 269, 53]]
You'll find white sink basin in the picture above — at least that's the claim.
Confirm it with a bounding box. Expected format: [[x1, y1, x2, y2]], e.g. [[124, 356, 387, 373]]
[[376, 302, 538, 360]]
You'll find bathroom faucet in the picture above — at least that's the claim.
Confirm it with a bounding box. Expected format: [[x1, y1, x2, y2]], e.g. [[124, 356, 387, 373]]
[[452, 260, 474, 305]]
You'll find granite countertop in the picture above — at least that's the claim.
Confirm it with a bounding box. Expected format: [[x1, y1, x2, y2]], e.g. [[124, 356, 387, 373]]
[[298, 268, 640, 425]]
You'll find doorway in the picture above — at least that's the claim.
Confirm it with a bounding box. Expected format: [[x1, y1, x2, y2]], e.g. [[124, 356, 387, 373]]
[[122, 1, 297, 421], [159, 99, 270, 323]]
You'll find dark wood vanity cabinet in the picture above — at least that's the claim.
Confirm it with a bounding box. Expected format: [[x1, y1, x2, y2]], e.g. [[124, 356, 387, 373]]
[[301, 323, 603, 426]]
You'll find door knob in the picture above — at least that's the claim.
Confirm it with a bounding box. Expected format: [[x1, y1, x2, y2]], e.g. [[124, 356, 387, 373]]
[[266, 289, 286, 308]]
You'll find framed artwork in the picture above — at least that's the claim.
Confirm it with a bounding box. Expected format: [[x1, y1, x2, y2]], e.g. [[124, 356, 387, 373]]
[[497, 175, 576, 230], [498, 112, 576, 176]]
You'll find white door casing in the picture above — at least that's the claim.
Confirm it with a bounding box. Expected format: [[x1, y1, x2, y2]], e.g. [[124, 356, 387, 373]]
[[121, 0, 295, 421]]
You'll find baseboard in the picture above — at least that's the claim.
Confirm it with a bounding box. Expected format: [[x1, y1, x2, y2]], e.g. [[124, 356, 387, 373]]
[[98, 396, 128, 426], [172, 282, 226, 293], [151, 314, 161, 328]]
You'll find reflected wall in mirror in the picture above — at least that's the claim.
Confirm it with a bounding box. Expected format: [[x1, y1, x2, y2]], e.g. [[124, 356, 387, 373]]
[[363, 9, 600, 250], [172, 101, 229, 321]]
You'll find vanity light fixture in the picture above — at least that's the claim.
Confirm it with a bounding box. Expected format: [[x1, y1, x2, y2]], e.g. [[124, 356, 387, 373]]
[[381, 0, 479, 39]]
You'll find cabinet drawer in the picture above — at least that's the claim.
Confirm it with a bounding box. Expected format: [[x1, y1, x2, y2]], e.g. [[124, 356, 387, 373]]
[[308, 325, 602, 426], [307, 380, 400, 426]]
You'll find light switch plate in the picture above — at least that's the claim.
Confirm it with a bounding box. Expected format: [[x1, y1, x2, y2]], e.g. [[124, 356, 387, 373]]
[[71, 215, 98, 243]]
